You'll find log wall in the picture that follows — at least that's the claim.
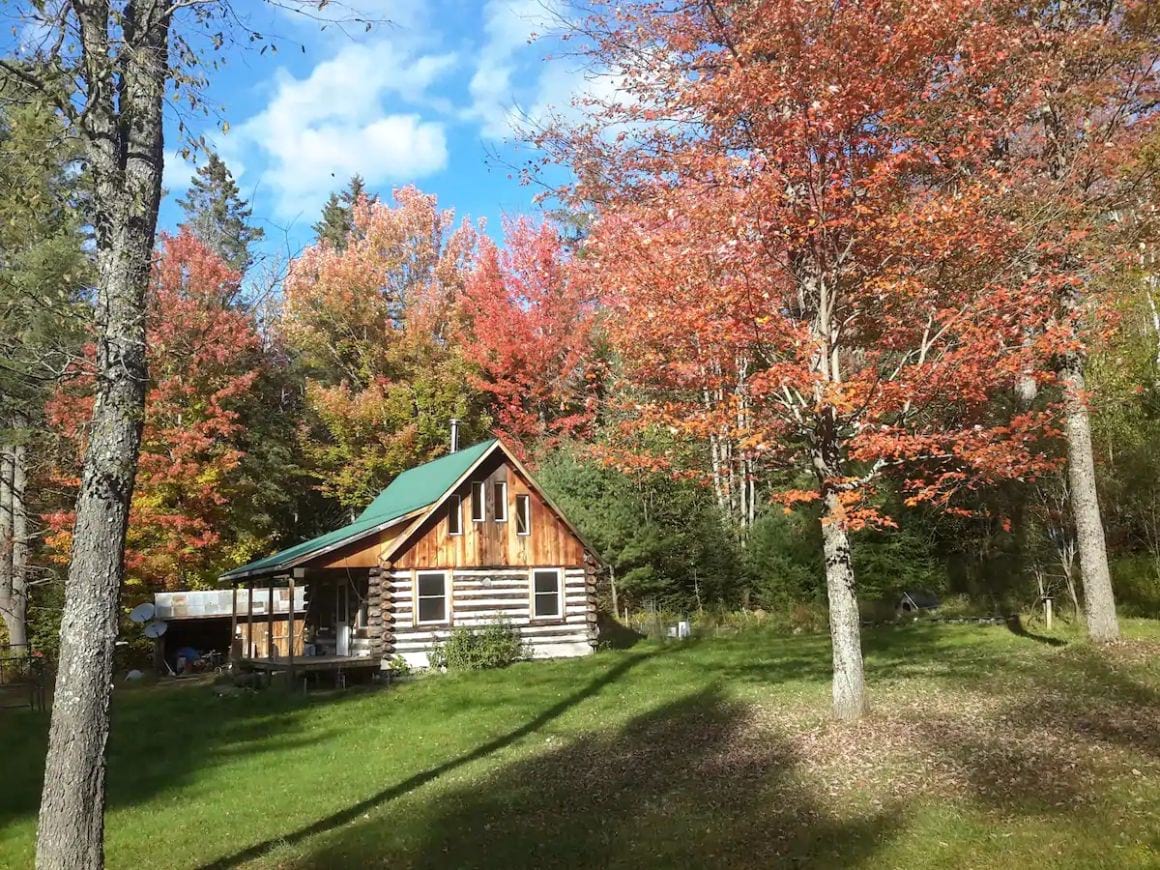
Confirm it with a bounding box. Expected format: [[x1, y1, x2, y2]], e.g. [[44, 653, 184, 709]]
[[384, 568, 598, 667]]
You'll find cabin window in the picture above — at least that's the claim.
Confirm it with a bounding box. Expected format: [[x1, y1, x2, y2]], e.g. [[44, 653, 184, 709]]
[[494, 481, 508, 522], [416, 572, 449, 624], [471, 481, 486, 522], [516, 494, 531, 536], [532, 569, 563, 619], [448, 494, 463, 536]]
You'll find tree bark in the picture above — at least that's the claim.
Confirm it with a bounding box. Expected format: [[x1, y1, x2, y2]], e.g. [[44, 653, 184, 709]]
[[0, 436, 30, 648], [1061, 356, 1119, 642], [821, 490, 867, 720], [608, 564, 618, 619], [0, 440, 17, 646], [35, 4, 169, 867]]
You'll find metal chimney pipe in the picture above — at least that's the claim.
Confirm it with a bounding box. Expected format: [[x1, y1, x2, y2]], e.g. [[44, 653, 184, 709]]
[[450, 418, 460, 453]]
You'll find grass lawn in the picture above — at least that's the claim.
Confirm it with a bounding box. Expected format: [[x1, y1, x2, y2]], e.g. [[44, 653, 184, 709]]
[[1, 619, 1158, 869]]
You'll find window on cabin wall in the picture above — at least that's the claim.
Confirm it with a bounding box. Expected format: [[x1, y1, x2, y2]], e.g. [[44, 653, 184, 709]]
[[448, 494, 463, 535], [516, 494, 531, 536], [532, 569, 563, 619], [494, 481, 508, 522], [471, 481, 486, 522], [416, 572, 449, 624]]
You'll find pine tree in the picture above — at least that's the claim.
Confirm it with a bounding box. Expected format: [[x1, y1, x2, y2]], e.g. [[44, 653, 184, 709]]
[[312, 174, 374, 250], [0, 86, 89, 650], [177, 151, 263, 273]]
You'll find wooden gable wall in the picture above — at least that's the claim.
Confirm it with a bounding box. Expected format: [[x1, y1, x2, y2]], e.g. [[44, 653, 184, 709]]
[[308, 518, 411, 571], [390, 452, 586, 570]]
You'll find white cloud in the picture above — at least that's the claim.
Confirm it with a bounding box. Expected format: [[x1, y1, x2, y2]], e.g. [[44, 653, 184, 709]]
[[466, 0, 566, 138], [236, 39, 456, 219], [162, 150, 196, 194]]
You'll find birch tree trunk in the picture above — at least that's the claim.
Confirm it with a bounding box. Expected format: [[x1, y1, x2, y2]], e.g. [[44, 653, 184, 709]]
[[0, 436, 30, 648], [1061, 356, 1119, 642], [0, 440, 16, 645], [35, 3, 169, 866], [11, 438, 28, 647]]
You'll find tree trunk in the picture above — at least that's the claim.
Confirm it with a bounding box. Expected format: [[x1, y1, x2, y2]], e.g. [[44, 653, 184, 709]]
[[0, 440, 16, 646], [1, 437, 30, 648], [821, 490, 867, 720], [1061, 357, 1119, 642], [35, 6, 169, 868], [608, 565, 618, 620]]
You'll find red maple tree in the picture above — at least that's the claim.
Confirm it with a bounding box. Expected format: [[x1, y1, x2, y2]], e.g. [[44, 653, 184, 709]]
[[957, 0, 1160, 642], [542, 0, 1063, 718], [460, 218, 600, 457], [46, 230, 262, 593]]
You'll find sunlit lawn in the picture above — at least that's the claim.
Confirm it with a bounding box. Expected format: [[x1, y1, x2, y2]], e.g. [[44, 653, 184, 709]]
[[1, 618, 1158, 869]]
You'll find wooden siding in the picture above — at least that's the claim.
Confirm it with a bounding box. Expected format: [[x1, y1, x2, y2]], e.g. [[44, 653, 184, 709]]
[[392, 455, 586, 570], [311, 520, 410, 570], [385, 569, 597, 666], [236, 615, 305, 659]]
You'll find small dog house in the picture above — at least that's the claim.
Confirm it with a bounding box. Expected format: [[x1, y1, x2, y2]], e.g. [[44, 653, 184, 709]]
[[898, 591, 941, 613]]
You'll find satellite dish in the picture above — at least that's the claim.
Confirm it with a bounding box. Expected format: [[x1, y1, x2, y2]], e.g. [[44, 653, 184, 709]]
[[129, 602, 155, 624], [143, 620, 168, 638]]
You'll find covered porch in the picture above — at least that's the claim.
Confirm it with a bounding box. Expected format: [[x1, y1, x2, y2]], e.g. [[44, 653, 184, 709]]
[[227, 566, 385, 687]]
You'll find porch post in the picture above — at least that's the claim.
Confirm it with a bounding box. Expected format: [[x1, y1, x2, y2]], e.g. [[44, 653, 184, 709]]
[[267, 581, 275, 660], [246, 579, 254, 658], [229, 583, 238, 665], [287, 573, 296, 687]]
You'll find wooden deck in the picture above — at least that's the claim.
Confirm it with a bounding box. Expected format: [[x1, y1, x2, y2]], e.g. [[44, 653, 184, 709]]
[[238, 655, 379, 673]]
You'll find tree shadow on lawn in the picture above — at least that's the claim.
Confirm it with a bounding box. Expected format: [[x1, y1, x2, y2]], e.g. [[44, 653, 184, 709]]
[[860, 637, 1160, 819], [0, 680, 364, 832], [668, 622, 1059, 695], [286, 633, 1159, 869], [1004, 614, 1069, 647], [199, 650, 662, 869], [998, 644, 1160, 763], [290, 687, 905, 870]]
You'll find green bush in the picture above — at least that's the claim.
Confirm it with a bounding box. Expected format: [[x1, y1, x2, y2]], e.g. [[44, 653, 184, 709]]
[[857, 598, 900, 623], [428, 620, 529, 671], [1111, 556, 1160, 617], [937, 594, 1002, 619], [386, 654, 412, 676], [786, 601, 829, 634]]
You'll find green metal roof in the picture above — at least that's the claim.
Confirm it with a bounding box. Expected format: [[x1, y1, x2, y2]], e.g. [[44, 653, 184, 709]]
[[221, 439, 497, 581]]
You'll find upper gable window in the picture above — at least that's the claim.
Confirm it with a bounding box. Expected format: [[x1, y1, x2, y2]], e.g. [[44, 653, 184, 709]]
[[448, 494, 463, 536], [471, 481, 486, 522], [494, 481, 508, 522], [515, 494, 531, 536]]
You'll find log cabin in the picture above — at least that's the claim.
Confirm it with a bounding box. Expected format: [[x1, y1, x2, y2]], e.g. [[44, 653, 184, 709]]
[[220, 432, 600, 679]]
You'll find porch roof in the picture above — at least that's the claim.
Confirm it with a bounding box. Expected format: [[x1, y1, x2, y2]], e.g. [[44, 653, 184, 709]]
[[221, 438, 498, 582]]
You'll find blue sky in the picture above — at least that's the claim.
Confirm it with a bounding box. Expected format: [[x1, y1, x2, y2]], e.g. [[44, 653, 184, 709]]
[[158, 0, 598, 259]]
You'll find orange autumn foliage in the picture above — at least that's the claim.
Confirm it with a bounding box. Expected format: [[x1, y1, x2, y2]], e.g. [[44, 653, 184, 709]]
[[45, 230, 262, 591]]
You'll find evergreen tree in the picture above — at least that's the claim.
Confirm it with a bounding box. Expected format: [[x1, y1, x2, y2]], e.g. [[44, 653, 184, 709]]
[[177, 151, 262, 273], [313, 174, 374, 250], [0, 86, 89, 649]]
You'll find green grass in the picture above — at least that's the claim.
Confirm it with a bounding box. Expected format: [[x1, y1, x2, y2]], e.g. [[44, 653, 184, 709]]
[[2, 619, 1158, 869]]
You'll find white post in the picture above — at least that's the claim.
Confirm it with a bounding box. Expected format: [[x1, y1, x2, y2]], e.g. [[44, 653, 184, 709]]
[[1045, 597, 1053, 630]]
